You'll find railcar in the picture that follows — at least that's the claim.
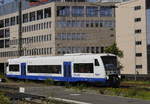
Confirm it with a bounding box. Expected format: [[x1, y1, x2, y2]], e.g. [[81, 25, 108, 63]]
[[6, 53, 121, 86]]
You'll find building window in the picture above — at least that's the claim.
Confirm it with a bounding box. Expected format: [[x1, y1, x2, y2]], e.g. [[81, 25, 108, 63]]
[[0, 29, 4, 38], [136, 65, 142, 69], [5, 18, 10, 27], [10, 17, 16, 26], [44, 7, 51, 18], [136, 53, 142, 57], [72, 6, 84, 17], [74, 63, 94, 73], [29, 12, 36, 21], [57, 6, 70, 16], [134, 6, 141, 11], [0, 40, 4, 48], [135, 18, 141, 22], [135, 29, 142, 34], [101, 47, 104, 53], [5, 39, 10, 48], [5, 28, 10, 37], [86, 6, 98, 17], [0, 20, 4, 28], [96, 47, 100, 53], [16, 16, 19, 24], [100, 6, 113, 17], [23, 13, 28, 23], [103, 20, 114, 27], [37, 9, 43, 20], [136, 41, 142, 45]]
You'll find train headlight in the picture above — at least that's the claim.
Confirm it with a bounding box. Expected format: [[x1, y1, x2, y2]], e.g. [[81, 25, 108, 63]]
[[106, 76, 109, 80], [118, 75, 121, 79]]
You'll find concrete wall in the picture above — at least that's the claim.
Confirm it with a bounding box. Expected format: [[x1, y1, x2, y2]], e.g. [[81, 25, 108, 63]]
[[116, 0, 148, 74]]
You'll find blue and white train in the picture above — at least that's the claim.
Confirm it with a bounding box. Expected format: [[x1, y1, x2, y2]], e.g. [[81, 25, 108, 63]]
[[6, 53, 121, 86]]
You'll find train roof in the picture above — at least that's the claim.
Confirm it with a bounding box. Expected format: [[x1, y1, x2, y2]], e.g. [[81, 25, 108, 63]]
[[8, 53, 116, 62]]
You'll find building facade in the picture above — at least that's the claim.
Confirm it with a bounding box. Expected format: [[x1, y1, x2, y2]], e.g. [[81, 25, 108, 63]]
[[0, 0, 149, 75], [0, 1, 116, 73], [116, 0, 150, 74]]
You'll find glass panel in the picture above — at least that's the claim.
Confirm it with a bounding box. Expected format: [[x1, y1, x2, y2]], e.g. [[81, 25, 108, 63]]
[[0, 20, 4, 28], [0, 29, 4, 38], [74, 63, 93, 73], [101, 56, 117, 70], [28, 65, 61, 74], [0, 40, 4, 48], [100, 6, 113, 17], [23, 13, 28, 23], [29, 12, 36, 21], [5, 28, 10, 38], [5, 18, 10, 27], [9, 64, 19, 72], [5, 39, 10, 48], [10, 17, 16, 26], [86, 6, 98, 17], [72, 6, 84, 17], [37, 9, 43, 20], [57, 6, 70, 16], [44, 7, 51, 18]]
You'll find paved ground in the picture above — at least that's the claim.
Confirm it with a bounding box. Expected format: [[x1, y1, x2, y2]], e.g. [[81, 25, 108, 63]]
[[24, 86, 150, 104], [1, 83, 150, 104]]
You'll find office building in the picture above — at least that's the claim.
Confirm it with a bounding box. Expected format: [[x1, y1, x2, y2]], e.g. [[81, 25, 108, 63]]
[[0, 0, 116, 73], [116, 0, 150, 74]]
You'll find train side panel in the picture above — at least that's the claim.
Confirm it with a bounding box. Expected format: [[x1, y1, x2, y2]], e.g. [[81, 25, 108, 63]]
[[6, 54, 119, 85]]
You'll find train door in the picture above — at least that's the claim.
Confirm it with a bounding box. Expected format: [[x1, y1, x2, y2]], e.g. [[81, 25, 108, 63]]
[[63, 62, 72, 78], [21, 63, 26, 76], [94, 58, 101, 78]]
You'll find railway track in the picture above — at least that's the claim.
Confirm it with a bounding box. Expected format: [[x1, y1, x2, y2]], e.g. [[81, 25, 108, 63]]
[[0, 81, 150, 104], [0, 84, 46, 104]]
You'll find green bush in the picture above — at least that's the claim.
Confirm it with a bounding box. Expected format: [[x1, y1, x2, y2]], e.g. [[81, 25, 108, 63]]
[[65, 82, 71, 88], [44, 78, 54, 85], [0, 74, 8, 82], [0, 93, 10, 104], [127, 88, 138, 97]]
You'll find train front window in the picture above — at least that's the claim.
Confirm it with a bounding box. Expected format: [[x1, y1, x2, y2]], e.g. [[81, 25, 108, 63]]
[[9, 64, 19, 72], [101, 56, 117, 70]]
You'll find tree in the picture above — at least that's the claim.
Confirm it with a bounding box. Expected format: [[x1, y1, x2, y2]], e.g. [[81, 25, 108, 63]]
[[104, 43, 123, 58], [104, 43, 123, 70]]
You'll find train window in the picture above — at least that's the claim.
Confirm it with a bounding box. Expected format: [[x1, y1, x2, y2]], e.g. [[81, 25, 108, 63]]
[[101, 56, 117, 70], [28, 65, 61, 74], [74, 63, 93, 73], [9, 64, 19, 72], [94, 59, 99, 66]]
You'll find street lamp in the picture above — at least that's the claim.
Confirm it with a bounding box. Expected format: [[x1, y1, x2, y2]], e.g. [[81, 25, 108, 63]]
[[18, 0, 23, 56]]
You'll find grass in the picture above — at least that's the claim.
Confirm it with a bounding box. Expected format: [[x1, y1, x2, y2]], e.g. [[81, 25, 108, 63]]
[[122, 80, 150, 85], [66, 81, 150, 100], [97, 87, 150, 100], [0, 92, 11, 104], [2, 78, 150, 101]]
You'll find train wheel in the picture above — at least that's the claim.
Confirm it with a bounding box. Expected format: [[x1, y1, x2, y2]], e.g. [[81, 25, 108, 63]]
[[108, 76, 120, 88], [112, 77, 120, 88]]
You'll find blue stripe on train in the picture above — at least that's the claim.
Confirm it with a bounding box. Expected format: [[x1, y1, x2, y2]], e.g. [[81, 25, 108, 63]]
[[6, 75, 107, 83]]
